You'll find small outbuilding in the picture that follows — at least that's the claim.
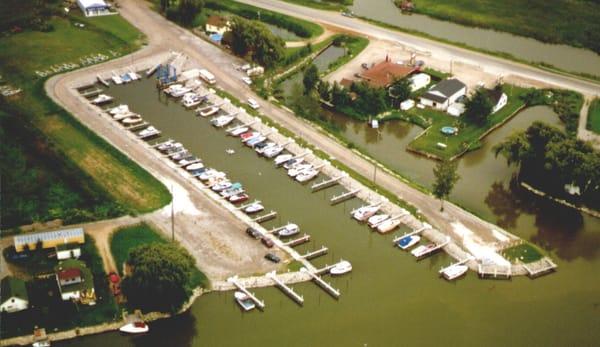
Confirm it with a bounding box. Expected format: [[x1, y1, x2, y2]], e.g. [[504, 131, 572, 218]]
[[409, 73, 430, 92], [55, 259, 96, 304], [205, 15, 230, 35], [56, 243, 82, 260], [77, 0, 110, 17], [420, 78, 467, 111], [485, 88, 508, 114], [0, 276, 29, 313]]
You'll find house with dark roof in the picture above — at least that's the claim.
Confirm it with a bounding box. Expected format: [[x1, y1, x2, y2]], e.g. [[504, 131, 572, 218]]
[[0, 276, 29, 313], [55, 259, 96, 304], [420, 78, 467, 111]]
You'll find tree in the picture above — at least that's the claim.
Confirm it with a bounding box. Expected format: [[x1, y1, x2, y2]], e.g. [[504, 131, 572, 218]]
[[177, 0, 204, 27], [302, 64, 319, 94], [432, 160, 460, 211], [389, 78, 412, 105], [160, 0, 170, 12], [229, 17, 284, 68], [317, 80, 331, 101], [464, 88, 493, 125], [121, 243, 197, 313]]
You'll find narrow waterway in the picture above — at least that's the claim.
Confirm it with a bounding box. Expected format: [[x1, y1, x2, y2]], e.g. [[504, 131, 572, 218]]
[[350, 0, 600, 76], [59, 78, 600, 346]]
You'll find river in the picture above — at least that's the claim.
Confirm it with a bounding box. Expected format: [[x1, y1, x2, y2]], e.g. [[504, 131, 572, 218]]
[[58, 78, 600, 346], [350, 0, 600, 77]]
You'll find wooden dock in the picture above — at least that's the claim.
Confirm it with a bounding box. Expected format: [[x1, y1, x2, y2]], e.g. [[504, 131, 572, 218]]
[[392, 225, 429, 243], [311, 173, 347, 192], [97, 74, 110, 87], [478, 264, 512, 279], [301, 246, 328, 260], [283, 234, 311, 247], [226, 121, 256, 134], [80, 87, 104, 97], [522, 257, 557, 278], [314, 264, 337, 275], [330, 189, 360, 205], [152, 139, 173, 148], [301, 268, 340, 299], [227, 276, 265, 309], [252, 211, 277, 223], [126, 122, 149, 131], [266, 271, 304, 305]]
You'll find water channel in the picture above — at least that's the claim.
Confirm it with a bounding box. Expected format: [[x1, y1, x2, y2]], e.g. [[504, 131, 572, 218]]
[[350, 0, 600, 76], [58, 77, 600, 346]]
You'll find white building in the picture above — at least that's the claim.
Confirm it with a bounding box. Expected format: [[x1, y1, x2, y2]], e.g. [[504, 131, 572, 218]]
[[205, 15, 230, 35], [409, 73, 431, 92], [447, 103, 466, 117], [420, 79, 467, 111], [77, 0, 110, 17], [486, 89, 508, 114], [0, 277, 29, 313]]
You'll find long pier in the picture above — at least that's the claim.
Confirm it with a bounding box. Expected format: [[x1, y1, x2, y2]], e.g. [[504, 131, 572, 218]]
[[253, 211, 277, 223], [283, 234, 311, 247], [266, 271, 304, 305], [301, 246, 328, 260], [126, 122, 150, 131], [330, 189, 360, 205], [81, 87, 104, 97], [236, 200, 261, 210], [301, 268, 341, 299], [311, 173, 347, 192], [478, 264, 512, 279], [227, 276, 265, 309]]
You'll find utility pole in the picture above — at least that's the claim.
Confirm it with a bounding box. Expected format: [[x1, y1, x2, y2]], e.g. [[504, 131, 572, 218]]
[[171, 184, 175, 241]]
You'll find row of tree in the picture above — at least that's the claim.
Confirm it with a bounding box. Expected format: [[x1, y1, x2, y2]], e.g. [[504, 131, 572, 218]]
[[494, 121, 600, 206], [228, 17, 285, 68], [160, 0, 205, 27]]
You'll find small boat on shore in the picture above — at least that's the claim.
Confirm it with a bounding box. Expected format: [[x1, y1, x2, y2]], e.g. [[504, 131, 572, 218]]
[[441, 264, 469, 281], [278, 223, 299, 237], [352, 205, 380, 222], [91, 94, 113, 105], [234, 291, 256, 312], [186, 162, 204, 171], [368, 214, 390, 228], [32, 341, 51, 347], [376, 218, 402, 234], [229, 193, 249, 204], [396, 234, 421, 250], [244, 202, 264, 214], [274, 154, 293, 166], [119, 321, 149, 334], [198, 106, 220, 117], [211, 115, 235, 128], [296, 169, 319, 183], [330, 260, 352, 275]]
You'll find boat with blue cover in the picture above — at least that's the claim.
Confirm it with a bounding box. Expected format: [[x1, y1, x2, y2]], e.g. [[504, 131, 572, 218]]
[[396, 234, 421, 250]]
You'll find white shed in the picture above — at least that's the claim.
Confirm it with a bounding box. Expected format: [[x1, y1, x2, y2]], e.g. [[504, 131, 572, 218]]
[[447, 103, 466, 117], [0, 277, 29, 313], [400, 99, 415, 111], [77, 0, 110, 17], [409, 73, 430, 92]]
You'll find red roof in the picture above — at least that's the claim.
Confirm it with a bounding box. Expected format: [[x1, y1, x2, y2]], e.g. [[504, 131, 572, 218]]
[[360, 60, 418, 88], [57, 268, 81, 280]]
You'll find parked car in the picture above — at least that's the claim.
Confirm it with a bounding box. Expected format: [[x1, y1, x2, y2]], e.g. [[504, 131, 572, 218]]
[[261, 236, 274, 248], [247, 98, 260, 109], [264, 253, 280, 263], [246, 227, 261, 239]]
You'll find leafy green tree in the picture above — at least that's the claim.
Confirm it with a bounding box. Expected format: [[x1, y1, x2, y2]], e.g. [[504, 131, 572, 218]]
[[317, 80, 331, 101], [122, 243, 198, 313], [177, 0, 204, 27], [432, 160, 460, 211], [303, 64, 319, 94], [331, 81, 350, 107], [229, 17, 284, 68], [464, 88, 493, 125], [389, 78, 412, 103]]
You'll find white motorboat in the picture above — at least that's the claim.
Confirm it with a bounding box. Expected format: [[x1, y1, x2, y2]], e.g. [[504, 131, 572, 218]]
[[128, 71, 140, 81], [246, 136, 266, 148], [112, 111, 136, 121], [244, 203, 264, 214], [198, 106, 219, 117], [367, 214, 390, 228], [178, 157, 198, 166], [156, 140, 175, 151], [295, 169, 319, 183], [255, 142, 276, 155], [211, 181, 232, 192], [32, 341, 51, 347], [234, 291, 256, 312], [263, 146, 284, 158], [137, 126, 160, 138], [211, 115, 235, 128], [111, 74, 123, 85], [411, 243, 438, 258], [185, 162, 204, 171], [198, 169, 225, 181], [352, 205, 380, 222], [163, 83, 182, 95], [274, 154, 293, 166], [396, 234, 421, 250], [226, 149, 235, 155], [119, 321, 149, 334], [288, 164, 313, 177], [121, 115, 143, 125], [240, 131, 260, 142], [283, 158, 304, 170], [169, 85, 192, 98], [329, 260, 352, 275], [109, 104, 129, 115], [441, 264, 469, 281], [182, 94, 204, 108], [277, 223, 299, 237], [228, 126, 249, 136], [376, 218, 402, 234], [91, 94, 113, 105], [170, 150, 190, 161]]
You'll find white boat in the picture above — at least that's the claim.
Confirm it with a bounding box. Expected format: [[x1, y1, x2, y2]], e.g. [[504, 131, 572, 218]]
[[396, 234, 421, 250], [185, 162, 204, 171], [197, 169, 219, 181], [211, 181, 232, 192], [283, 158, 304, 170], [255, 142, 276, 155], [109, 104, 129, 115], [329, 260, 352, 275], [156, 140, 175, 151], [263, 146, 284, 158], [171, 86, 192, 98], [288, 164, 312, 177], [352, 205, 380, 222], [226, 149, 235, 155], [137, 126, 159, 138], [163, 84, 182, 95], [441, 264, 469, 281], [119, 321, 149, 334], [278, 223, 299, 237], [295, 169, 319, 183], [240, 131, 260, 143], [274, 154, 293, 166], [112, 111, 136, 121], [244, 203, 264, 214], [32, 341, 51, 347], [128, 71, 140, 81], [178, 157, 198, 166], [182, 94, 204, 108], [376, 218, 402, 234], [198, 106, 219, 117], [111, 74, 123, 85], [234, 291, 256, 312], [411, 243, 438, 258], [211, 115, 235, 127], [368, 214, 390, 228], [246, 136, 266, 148], [121, 115, 143, 125], [91, 94, 113, 105], [170, 150, 190, 161], [228, 126, 249, 136]]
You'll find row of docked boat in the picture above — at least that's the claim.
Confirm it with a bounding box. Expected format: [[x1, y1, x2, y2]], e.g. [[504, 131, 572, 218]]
[[106, 104, 161, 140], [350, 205, 406, 234], [111, 71, 141, 85]]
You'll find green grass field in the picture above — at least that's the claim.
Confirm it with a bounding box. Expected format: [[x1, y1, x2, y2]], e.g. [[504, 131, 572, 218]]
[[587, 99, 600, 135], [502, 243, 544, 264], [0, 13, 170, 229], [408, 85, 528, 159]]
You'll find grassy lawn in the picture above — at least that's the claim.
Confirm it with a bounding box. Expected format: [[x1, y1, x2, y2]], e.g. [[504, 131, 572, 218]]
[[407, 85, 528, 159], [404, 0, 600, 55], [586, 98, 600, 135], [502, 243, 544, 264], [322, 36, 369, 76], [110, 223, 207, 288], [0, 13, 171, 229], [0, 236, 119, 338]]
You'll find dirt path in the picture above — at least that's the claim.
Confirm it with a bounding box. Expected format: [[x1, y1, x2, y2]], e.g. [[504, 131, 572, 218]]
[[285, 27, 335, 48]]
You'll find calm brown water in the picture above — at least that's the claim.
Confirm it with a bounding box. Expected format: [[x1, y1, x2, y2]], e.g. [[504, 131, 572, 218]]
[[351, 0, 600, 76], [58, 79, 600, 347]]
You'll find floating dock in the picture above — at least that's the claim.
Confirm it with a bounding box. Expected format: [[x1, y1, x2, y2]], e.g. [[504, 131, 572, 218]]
[[301, 268, 340, 298], [252, 211, 277, 223], [80, 87, 104, 97], [283, 234, 311, 247], [311, 173, 347, 192], [266, 271, 304, 305], [301, 246, 328, 260], [227, 276, 265, 309], [330, 189, 360, 205]]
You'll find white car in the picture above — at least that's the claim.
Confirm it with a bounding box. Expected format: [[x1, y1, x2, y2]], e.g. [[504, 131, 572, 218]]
[[247, 98, 260, 109], [242, 77, 252, 85]]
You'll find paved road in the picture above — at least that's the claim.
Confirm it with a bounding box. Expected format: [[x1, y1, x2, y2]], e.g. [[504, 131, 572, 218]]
[[241, 0, 600, 97]]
